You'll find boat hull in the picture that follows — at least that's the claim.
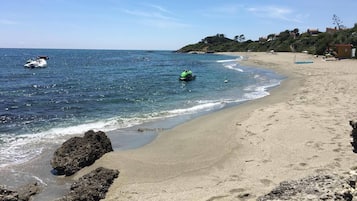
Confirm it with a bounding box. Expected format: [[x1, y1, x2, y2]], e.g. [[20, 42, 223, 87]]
[[24, 58, 47, 68], [179, 75, 196, 81]]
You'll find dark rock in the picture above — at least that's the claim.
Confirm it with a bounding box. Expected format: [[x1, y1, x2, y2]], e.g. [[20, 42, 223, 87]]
[[51, 130, 113, 176], [349, 120, 357, 153], [56, 167, 119, 201], [0, 186, 17, 201], [0, 182, 41, 201], [350, 120, 357, 129], [257, 174, 357, 201]]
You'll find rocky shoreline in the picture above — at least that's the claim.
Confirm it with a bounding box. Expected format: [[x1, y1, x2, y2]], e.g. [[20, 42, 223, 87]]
[[55, 167, 118, 201], [256, 121, 357, 200], [50, 130, 113, 176], [2, 118, 357, 200], [257, 173, 357, 201], [0, 182, 41, 201], [1, 130, 119, 201]]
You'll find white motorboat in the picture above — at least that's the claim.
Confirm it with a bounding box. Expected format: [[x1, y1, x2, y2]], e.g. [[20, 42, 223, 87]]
[[24, 56, 49, 68]]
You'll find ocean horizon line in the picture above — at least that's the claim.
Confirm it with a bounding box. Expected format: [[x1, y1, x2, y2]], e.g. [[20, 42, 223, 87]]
[[0, 47, 176, 51]]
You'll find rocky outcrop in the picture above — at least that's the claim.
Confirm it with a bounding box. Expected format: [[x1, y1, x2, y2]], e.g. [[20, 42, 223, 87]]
[[56, 167, 119, 201], [0, 182, 41, 201], [51, 130, 113, 176], [257, 173, 357, 201], [350, 120, 357, 153]]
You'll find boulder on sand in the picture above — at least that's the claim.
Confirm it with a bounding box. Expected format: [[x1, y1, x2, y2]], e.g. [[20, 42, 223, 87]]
[[56, 167, 119, 201], [51, 130, 113, 176]]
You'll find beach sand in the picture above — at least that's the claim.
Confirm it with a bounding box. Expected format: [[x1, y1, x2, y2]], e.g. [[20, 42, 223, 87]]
[[74, 52, 357, 200]]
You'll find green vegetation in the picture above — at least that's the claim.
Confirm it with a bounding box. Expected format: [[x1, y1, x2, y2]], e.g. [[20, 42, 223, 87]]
[[177, 23, 357, 55]]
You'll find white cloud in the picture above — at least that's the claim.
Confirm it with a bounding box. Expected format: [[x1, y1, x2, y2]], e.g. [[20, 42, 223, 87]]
[[247, 6, 303, 23], [147, 4, 172, 15], [123, 9, 175, 21], [123, 4, 189, 28]]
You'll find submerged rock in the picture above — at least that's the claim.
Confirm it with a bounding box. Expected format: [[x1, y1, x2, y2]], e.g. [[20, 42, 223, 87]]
[[51, 130, 113, 176], [0, 182, 41, 201], [56, 167, 119, 201]]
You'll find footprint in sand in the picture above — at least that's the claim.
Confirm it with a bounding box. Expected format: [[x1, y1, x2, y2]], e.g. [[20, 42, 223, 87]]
[[236, 193, 253, 200], [229, 175, 240, 182], [262, 159, 272, 163], [334, 158, 342, 162], [260, 179, 273, 185], [307, 155, 319, 161], [299, 162, 308, 167], [305, 141, 325, 151], [229, 188, 253, 200], [305, 141, 314, 147], [327, 80, 350, 95], [206, 195, 229, 201], [229, 188, 246, 193]]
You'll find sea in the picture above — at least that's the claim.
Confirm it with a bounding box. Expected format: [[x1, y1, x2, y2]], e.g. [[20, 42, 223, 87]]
[[0, 48, 284, 199]]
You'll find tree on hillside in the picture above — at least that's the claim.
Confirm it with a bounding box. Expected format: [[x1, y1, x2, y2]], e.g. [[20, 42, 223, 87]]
[[234, 34, 245, 42], [332, 14, 345, 29], [278, 30, 291, 41], [216, 33, 225, 38], [292, 28, 300, 37], [177, 21, 357, 55], [234, 35, 238, 41]]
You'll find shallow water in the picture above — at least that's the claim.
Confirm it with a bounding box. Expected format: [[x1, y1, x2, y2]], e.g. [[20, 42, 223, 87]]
[[0, 49, 284, 199]]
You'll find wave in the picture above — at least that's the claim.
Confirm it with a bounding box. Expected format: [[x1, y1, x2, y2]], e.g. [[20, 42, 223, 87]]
[[168, 100, 226, 115], [0, 80, 281, 168], [0, 101, 226, 167], [243, 80, 282, 100], [0, 117, 144, 167], [223, 63, 244, 72], [216, 56, 244, 63], [217, 57, 244, 72]]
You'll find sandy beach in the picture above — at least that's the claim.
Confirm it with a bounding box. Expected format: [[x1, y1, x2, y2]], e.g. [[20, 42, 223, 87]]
[[74, 52, 357, 200]]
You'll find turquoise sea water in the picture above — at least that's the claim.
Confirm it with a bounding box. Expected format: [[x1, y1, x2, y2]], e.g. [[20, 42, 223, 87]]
[[0, 48, 284, 169]]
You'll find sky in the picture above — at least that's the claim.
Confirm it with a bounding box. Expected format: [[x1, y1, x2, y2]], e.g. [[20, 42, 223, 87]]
[[1, 0, 357, 50]]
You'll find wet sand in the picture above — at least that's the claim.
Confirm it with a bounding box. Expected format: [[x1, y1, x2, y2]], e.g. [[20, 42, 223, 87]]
[[75, 52, 357, 200]]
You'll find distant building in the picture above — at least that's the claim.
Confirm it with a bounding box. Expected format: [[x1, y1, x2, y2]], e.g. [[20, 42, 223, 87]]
[[290, 31, 297, 39], [326, 27, 338, 34], [335, 44, 353, 59], [259, 37, 267, 43], [267, 34, 277, 42], [307, 29, 320, 36]]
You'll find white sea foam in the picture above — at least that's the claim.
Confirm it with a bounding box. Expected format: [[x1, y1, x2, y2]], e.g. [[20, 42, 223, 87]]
[[168, 101, 226, 115], [243, 80, 281, 100], [0, 80, 282, 168], [216, 56, 243, 63], [0, 117, 147, 167], [0, 102, 222, 167], [0, 140, 44, 168], [0, 98, 242, 167], [223, 63, 244, 72], [217, 57, 244, 72]]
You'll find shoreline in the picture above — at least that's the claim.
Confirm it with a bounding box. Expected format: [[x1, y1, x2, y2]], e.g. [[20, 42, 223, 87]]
[[73, 52, 357, 200], [1, 55, 282, 201], [74, 52, 304, 200], [26, 52, 357, 200]]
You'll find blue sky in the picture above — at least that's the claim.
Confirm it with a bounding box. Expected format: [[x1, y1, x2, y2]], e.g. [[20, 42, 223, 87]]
[[1, 0, 357, 50]]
